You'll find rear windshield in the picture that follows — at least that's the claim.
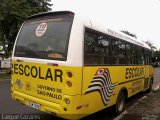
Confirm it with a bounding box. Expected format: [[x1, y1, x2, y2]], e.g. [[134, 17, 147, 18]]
[[14, 13, 74, 61]]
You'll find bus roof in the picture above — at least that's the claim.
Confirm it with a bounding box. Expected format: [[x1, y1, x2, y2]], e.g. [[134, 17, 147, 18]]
[[27, 11, 74, 20], [27, 10, 151, 50], [88, 17, 151, 50]]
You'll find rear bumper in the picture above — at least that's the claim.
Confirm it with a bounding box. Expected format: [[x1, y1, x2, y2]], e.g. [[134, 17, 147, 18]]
[[11, 91, 85, 119], [12, 91, 60, 114]]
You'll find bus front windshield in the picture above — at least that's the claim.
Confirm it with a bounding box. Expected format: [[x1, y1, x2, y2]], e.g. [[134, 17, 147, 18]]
[[14, 13, 74, 61]]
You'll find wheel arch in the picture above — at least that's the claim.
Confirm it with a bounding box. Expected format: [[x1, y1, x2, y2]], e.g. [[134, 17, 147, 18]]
[[118, 87, 128, 100]]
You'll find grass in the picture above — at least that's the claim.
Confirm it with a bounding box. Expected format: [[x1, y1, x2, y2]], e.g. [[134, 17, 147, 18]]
[[0, 73, 11, 79]]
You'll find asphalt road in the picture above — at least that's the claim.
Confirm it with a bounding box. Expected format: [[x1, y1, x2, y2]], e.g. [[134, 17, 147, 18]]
[[0, 67, 159, 120]]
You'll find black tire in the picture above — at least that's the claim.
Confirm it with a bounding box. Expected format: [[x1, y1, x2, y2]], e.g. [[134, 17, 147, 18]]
[[147, 80, 153, 93], [115, 92, 126, 115]]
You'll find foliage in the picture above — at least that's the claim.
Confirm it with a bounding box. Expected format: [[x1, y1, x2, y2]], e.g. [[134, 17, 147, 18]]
[[0, 72, 11, 79], [120, 30, 137, 39], [144, 40, 159, 63], [0, 0, 52, 58], [120, 30, 159, 62], [152, 50, 160, 62], [144, 40, 157, 51]]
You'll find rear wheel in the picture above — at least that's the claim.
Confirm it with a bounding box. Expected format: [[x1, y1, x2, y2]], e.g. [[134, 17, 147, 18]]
[[115, 92, 126, 115], [147, 79, 153, 93]]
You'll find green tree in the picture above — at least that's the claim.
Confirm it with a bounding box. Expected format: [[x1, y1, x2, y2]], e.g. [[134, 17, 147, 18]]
[[144, 40, 157, 51], [120, 30, 137, 39], [152, 50, 160, 62], [144, 40, 159, 63], [0, 0, 52, 58]]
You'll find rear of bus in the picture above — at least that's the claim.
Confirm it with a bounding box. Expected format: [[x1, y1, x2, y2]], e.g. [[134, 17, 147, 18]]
[[11, 11, 87, 119]]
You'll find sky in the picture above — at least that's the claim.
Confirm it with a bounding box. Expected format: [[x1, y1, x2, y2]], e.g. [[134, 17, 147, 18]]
[[51, 0, 160, 49]]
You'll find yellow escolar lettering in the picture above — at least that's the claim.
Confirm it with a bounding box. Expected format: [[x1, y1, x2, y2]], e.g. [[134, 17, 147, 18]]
[[125, 67, 144, 79], [12, 64, 63, 82]]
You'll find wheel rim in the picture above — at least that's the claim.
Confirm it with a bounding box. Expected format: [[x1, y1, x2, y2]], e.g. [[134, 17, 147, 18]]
[[117, 94, 125, 112]]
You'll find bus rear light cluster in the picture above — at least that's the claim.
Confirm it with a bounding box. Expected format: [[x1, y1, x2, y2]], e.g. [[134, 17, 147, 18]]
[[67, 71, 73, 78], [51, 112, 57, 116], [76, 106, 82, 110], [64, 98, 70, 104], [63, 107, 67, 111], [21, 103, 25, 106], [66, 81, 72, 87]]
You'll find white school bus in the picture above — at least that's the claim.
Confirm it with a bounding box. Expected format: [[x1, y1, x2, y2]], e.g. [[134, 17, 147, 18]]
[[11, 10, 154, 119]]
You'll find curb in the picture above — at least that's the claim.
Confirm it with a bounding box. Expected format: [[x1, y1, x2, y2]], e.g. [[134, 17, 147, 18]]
[[113, 87, 160, 120], [113, 94, 149, 120], [113, 111, 128, 120], [152, 85, 160, 92]]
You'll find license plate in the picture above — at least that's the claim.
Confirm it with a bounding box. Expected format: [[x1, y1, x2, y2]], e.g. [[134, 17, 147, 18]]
[[29, 101, 40, 109]]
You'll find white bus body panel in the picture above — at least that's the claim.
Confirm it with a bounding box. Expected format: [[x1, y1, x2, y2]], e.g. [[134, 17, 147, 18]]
[[12, 11, 92, 67]]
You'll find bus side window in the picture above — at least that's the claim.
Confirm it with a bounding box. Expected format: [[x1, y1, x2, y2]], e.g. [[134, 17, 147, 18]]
[[118, 41, 126, 64], [111, 38, 119, 65], [84, 29, 110, 65], [149, 51, 153, 65], [145, 50, 152, 65], [98, 35, 110, 65], [84, 30, 99, 65], [137, 47, 144, 65], [111, 38, 126, 65], [144, 49, 148, 65], [131, 45, 138, 64], [126, 44, 132, 65]]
